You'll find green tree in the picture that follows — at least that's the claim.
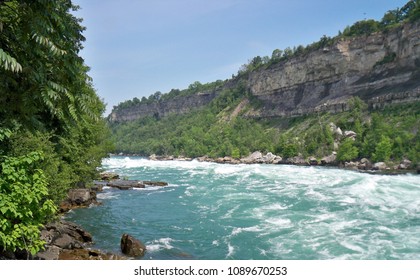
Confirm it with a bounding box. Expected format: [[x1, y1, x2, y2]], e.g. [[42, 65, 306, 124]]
[[337, 138, 359, 162], [373, 135, 393, 162]]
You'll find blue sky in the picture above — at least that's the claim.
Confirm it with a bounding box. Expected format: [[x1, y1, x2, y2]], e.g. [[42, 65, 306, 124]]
[[72, 0, 409, 115]]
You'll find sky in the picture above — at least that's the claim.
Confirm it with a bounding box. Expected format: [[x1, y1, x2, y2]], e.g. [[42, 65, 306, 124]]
[[72, 0, 409, 115]]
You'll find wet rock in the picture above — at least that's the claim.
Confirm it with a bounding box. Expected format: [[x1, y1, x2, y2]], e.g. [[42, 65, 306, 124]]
[[59, 189, 99, 212], [308, 157, 319, 165], [59, 249, 127, 260], [100, 171, 120, 181], [108, 180, 146, 190], [120, 234, 146, 258], [143, 181, 169, 187]]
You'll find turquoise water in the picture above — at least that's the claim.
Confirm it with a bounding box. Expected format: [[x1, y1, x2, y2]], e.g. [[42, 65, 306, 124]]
[[65, 156, 420, 260]]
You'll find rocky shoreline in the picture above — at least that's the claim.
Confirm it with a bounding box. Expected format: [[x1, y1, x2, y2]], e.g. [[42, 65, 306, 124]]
[[115, 151, 418, 175], [1, 173, 162, 260]]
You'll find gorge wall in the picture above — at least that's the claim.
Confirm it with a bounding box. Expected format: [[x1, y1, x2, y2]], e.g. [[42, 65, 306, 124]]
[[109, 21, 420, 122], [247, 21, 420, 118]]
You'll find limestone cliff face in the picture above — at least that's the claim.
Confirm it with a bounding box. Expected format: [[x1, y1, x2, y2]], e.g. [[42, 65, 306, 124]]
[[109, 21, 420, 122], [247, 21, 420, 117], [109, 91, 216, 122]]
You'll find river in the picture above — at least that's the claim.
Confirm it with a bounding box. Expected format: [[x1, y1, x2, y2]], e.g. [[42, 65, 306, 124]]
[[65, 156, 420, 260]]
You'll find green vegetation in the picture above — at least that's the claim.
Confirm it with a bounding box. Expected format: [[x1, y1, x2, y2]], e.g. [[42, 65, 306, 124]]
[[111, 75, 420, 165], [0, 152, 56, 255], [0, 0, 112, 255]]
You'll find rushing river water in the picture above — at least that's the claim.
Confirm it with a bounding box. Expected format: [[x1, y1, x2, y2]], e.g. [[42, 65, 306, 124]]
[[65, 156, 420, 260]]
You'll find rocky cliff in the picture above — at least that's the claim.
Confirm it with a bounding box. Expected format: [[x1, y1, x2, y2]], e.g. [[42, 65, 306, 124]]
[[247, 21, 420, 117], [109, 21, 420, 122], [109, 91, 217, 122]]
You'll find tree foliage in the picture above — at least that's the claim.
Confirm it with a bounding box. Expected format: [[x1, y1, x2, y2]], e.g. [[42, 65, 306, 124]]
[[0, 152, 56, 255], [0, 0, 113, 255]]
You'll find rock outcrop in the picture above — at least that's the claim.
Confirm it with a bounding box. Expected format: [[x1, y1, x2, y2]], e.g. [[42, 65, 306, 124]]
[[247, 21, 420, 118], [59, 188, 99, 213], [110, 91, 217, 122], [106, 179, 169, 190]]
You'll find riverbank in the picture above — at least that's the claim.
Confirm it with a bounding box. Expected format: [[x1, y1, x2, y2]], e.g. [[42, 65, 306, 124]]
[[112, 151, 419, 175]]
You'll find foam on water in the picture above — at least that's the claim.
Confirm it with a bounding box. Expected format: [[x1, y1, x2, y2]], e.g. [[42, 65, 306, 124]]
[[66, 156, 420, 260]]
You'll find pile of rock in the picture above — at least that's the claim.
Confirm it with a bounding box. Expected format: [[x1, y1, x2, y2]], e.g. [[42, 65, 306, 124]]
[[241, 152, 283, 164], [0, 220, 126, 260]]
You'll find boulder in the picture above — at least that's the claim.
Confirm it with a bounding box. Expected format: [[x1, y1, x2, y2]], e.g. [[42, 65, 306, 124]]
[[272, 156, 283, 164], [344, 130, 357, 140], [58, 248, 127, 260], [108, 180, 146, 190], [60, 189, 99, 212], [68, 189, 95, 205], [34, 245, 61, 260], [285, 156, 308, 165], [262, 152, 277, 164], [100, 172, 120, 181], [398, 159, 412, 170], [344, 161, 358, 169], [373, 162, 388, 170], [143, 181, 169, 187], [308, 157, 318, 165], [34, 220, 94, 260], [321, 154, 336, 165], [240, 151, 263, 164], [329, 122, 343, 137], [120, 234, 146, 258], [358, 158, 372, 170]]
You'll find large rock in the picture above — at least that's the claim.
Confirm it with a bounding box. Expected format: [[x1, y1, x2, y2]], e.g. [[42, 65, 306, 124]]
[[100, 171, 120, 181], [398, 159, 412, 170], [120, 234, 146, 258], [58, 249, 127, 260], [59, 189, 99, 212], [108, 180, 145, 190], [373, 162, 388, 170], [285, 155, 308, 165], [240, 151, 263, 164], [344, 130, 357, 140], [308, 156, 318, 165], [34, 220, 94, 260], [143, 181, 169, 187], [262, 152, 277, 164], [321, 153, 337, 165]]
